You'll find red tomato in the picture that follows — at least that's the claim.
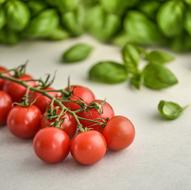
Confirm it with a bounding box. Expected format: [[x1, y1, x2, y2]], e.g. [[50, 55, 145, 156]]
[[0, 66, 8, 89], [78, 100, 114, 132], [7, 105, 42, 139], [0, 91, 12, 126], [3, 74, 35, 102], [30, 87, 59, 113], [33, 127, 70, 164], [103, 116, 135, 151], [41, 111, 77, 138], [71, 130, 107, 165], [63, 85, 95, 110]]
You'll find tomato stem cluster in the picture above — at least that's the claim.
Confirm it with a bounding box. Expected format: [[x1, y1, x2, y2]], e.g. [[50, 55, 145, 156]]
[[0, 67, 106, 132]]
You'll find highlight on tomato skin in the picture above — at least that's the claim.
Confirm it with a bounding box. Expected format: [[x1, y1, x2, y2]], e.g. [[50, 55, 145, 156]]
[[0, 91, 13, 126], [3, 74, 36, 102], [78, 99, 114, 132], [7, 105, 42, 139], [33, 127, 70, 164], [63, 85, 96, 111], [103, 115, 135, 151], [71, 130, 107, 165]]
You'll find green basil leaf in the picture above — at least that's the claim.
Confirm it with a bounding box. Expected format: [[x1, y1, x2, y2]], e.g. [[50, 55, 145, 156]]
[[145, 50, 175, 65], [28, 0, 47, 16], [170, 34, 191, 53], [184, 10, 191, 36], [89, 61, 128, 84], [0, 29, 20, 45], [130, 72, 143, 89], [5, 0, 30, 31], [46, 0, 79, 12], [122, 43, 143, 74], [62, 6, 85, 36], [85, 6, 120, 42], [124, 11, 164, 45], [158, 100, 185, 120], [47, 27, 69, 41], [184, 0, 191, 5], [25, 9, 59, 38], [138, 1, 160, 19], [157, 1, 184, 37], [143, 63, 178, 90], [0, 7, 5, 29], [62, 43, 93, 63], [100, 0, 139, 15]]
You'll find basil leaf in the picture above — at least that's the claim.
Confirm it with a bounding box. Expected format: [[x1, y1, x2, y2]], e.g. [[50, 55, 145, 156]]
[[89, 61, 128, 84], [122, 43, 143, 74], [184, 10, 191, 36], [145, 50, 175, 65], [138, 1, 160, 19], [143, 63, 178, 90], [157, 1, 184, 37], [5, 0, 30, 31], [62, 43, 93, 63], [130, 72, 143, 89], [85, 6, 120, 42], [25, 9, 59, 38], [0, 7, 5, 29], [158, 100, 185, 120], [124, 11, 163, 45]]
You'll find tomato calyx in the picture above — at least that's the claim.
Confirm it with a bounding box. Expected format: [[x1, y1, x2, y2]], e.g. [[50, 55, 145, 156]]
[[12, 63, 27, 78]]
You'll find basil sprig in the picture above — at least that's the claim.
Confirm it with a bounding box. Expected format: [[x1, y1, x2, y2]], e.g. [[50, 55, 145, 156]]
[[158, 100, 186, 120]]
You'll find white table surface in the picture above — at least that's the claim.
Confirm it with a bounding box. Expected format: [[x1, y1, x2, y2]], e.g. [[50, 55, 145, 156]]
[[0, 35, 191, 190]]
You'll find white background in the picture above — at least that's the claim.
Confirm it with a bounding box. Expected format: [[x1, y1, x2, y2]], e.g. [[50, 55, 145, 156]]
[[0, 36, 191, 190]]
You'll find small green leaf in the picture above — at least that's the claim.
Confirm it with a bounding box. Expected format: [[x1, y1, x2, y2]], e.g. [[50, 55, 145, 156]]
[[130, 72, 143, 89], [158, 100, 185, 120], [0, 7, 5, 29], [62, 43, 93, 63], [5, 0, 30, 31], [25, 9, 59, 38], [124, 11, 164, 45], [47, 27, 69, 41], [184, 10, 191, 36], [89, 61, 128, 84], [122, 43, 143, 74], [143, 63, 178, 90], [157, 1, 184, 37], [145, 50, 175, 65]]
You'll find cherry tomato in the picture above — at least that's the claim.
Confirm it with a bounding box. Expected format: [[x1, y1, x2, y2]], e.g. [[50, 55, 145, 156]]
[[0, 91, 12, 126], [0, 66, 8, 89], [71, 130, 107, 165], [7, 105, 42, 139], [3, 74, 35, 102], [63, 85, 95, 110], [41, 111, 77, 138], [78, 100, 114, 132], [33, 127, 70, 164], [103, 116, 135, 151], [30, 87, 59, 113]]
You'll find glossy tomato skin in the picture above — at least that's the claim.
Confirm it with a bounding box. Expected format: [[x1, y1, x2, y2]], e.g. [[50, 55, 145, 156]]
[[3, 74, 35, 102], [71, 130, 107, 165], [0, 91, 13, 126], [31, 87, 59, 113], [40, 112, 77, 138], [78, 100, 114, 132], [0, 66, 8, 89], [103, 116, 135, 151], [33, 127, 70, 164], [63, 85, 95, 110], [7, 105, 42, 139]]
